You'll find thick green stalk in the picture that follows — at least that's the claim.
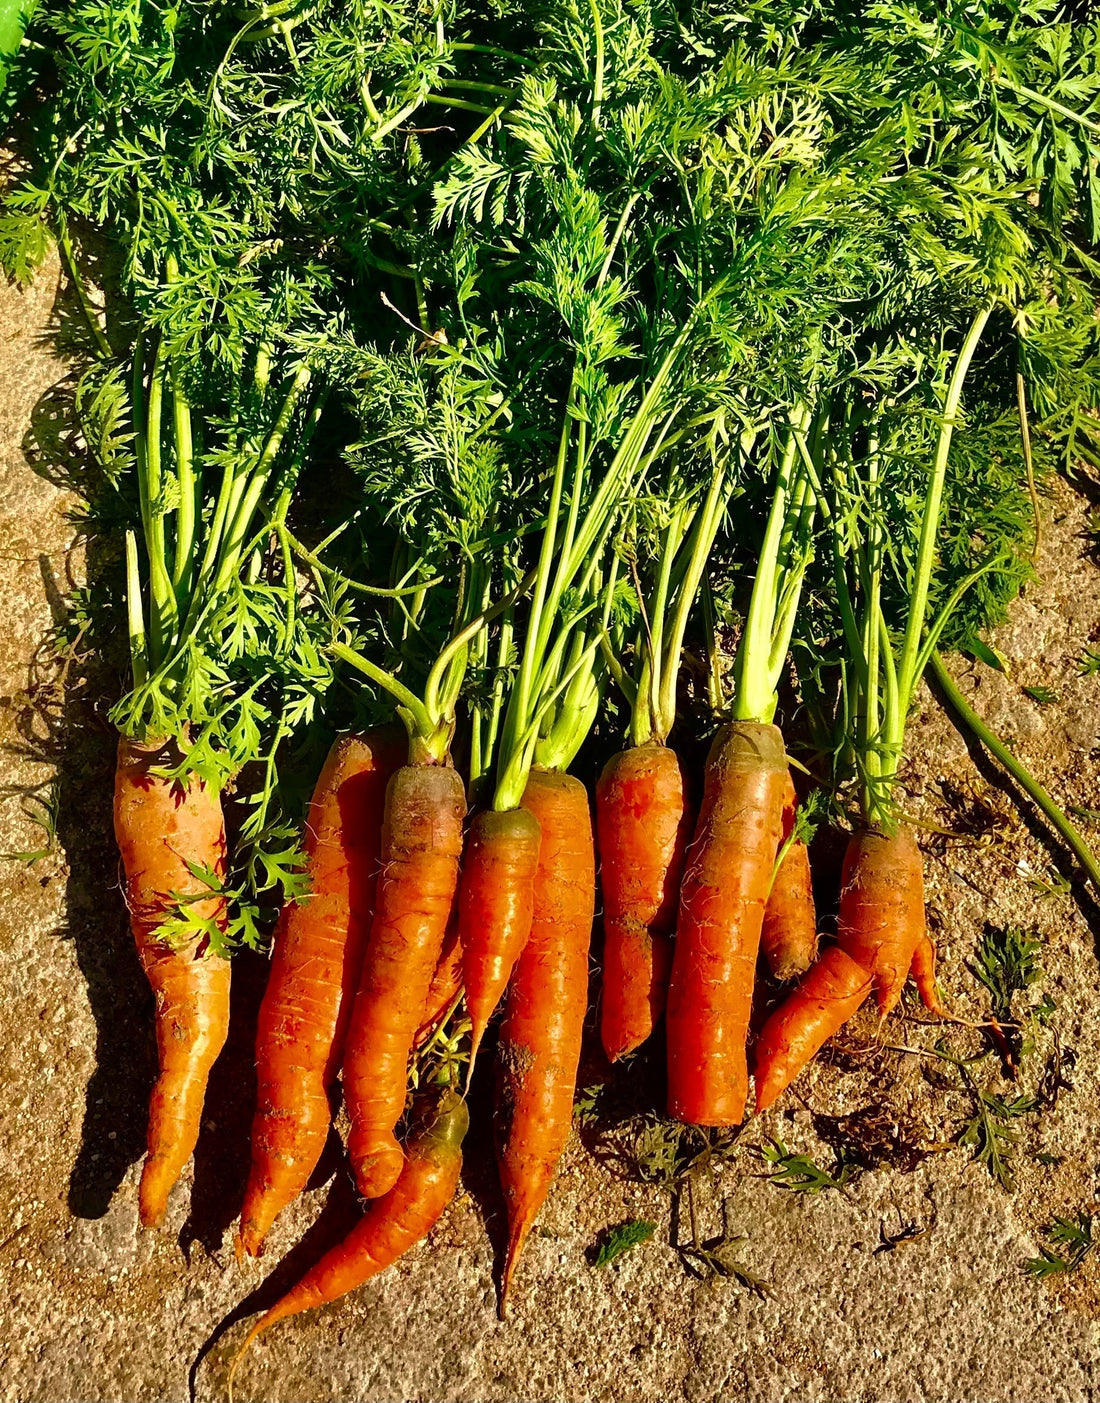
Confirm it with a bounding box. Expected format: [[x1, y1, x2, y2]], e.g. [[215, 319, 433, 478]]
[[930, 651, 1100, 891], [731, 425, 800, 722]]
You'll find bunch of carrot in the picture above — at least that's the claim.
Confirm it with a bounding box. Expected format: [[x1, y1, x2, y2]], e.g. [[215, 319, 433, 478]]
[[12, 0, 1100, 1378]]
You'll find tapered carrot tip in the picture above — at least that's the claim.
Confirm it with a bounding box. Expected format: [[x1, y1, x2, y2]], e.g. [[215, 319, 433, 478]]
[[236, 1217, 268, 1261], [498, 1225, 529, 1320], [349, 1131, 404, 1200], [138, 1160, 175, 1229], [227, 1304, 295, 1403]]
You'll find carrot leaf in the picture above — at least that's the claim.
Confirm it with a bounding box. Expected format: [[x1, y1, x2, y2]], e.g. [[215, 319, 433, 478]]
[[591, 1219, 656, 1269]]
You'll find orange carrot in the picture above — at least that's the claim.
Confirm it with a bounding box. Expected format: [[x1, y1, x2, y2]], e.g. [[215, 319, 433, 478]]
[[343, 763, 466, 1199], [835, 828, 925, 1015], [229, 1085, 468, 1392], [413, 916, 464, 1051], [760, 769, 818, 981], [596, 742, 691, 1063], [909, 930, 947, 1016], [238, 725, 405, 1258], [665, 721, 787, 1126], [113, 735, 231, 1229], [458, 806, 541, 1068], [752, 945, 872, 1111], [495, 769, 594, 1316]]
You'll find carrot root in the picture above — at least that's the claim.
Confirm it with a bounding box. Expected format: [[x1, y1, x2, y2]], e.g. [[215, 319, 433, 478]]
[[238, 726, 404, 1258], [836, 828, 926, 1016], [910, 930, 947, 1017], [114, 736, 231, 1229], [495, 769, 594, 1317], [596, 743, 690, 1063], [459, 806, 541, 1074], [760, 770, 818, 981], [229, 1086, 468, 1398], [753, 944, 873, 1112], [344, 763, 466, 1199], [666, 721, 787, 1126]]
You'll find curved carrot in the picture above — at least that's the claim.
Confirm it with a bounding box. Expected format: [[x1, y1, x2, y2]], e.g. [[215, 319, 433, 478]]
[[753, 945, 872, 1111], [458, 806, 541, 1070], [836, 828, 925, 1015], [229, 1086, 468, 1393], [343, 763, 466, 1199], [666, 721, 787, 1126], [238, 725, 405, 1258], [596, 742, 691, 1063], [760, 769, 818, 981], [113, 735, 231, 1229], [496, 768, 594, 1316]]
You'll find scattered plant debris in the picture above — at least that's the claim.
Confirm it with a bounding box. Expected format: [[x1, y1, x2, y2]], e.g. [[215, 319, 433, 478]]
[[591, 1219, 656, 1269]]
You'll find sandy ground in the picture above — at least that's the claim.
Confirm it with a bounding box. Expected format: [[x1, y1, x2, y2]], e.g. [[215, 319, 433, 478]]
[[4, 260, 1100, 1403]]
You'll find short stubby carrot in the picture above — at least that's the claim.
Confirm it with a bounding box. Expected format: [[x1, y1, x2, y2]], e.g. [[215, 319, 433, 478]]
[[760, 769, 818, 982], [596, 742, 691, 1063], [238, 725, 404, 1258], [495, 769, 594, 1316], [752, 944, 872, 1111], [343, 763, 466, 1199], [458, 806, 542, 1070], [113, 735, 231, 1229], [229, 1086, 468, 1393], [909, 930, 947, 1017], [835, 828, 925, 1015], [666, 721, 787, 1126]]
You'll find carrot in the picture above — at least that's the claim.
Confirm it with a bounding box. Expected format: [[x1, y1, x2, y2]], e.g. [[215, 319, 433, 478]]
[[238, 725, 405, 1259], [752, 944, 872, 1111], [458, 806, 542, 1069], [760, 769, 818, 981], [413, 915, 464, 1051], [113, 735, 231, 1230], [229, 1085, 468, 1395], [909, 930, 947, 1017], [495, 768, 594, 1316], [343, 763, 466, 1199], [665, 721, 788, 1126], [596, 742, 691, 1063], [835, 828, 925, 1016]]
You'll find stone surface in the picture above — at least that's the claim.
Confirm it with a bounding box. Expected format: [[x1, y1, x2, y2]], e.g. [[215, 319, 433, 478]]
[[3, 267, 1100, 1403]]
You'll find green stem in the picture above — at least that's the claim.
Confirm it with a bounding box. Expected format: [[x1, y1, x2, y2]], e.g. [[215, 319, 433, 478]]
[[894, 303, 992, 724], [587, 0, 605, 129], [137, 338, 178, 659], [330, 641, 436, 747], [124, 530, 148, 689], [213, 364, 311, 593], [930, 652, 1100, 892], [170, 366, 198, 604], [57, 231, 112, 360], [731, 422, 800, 722]]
